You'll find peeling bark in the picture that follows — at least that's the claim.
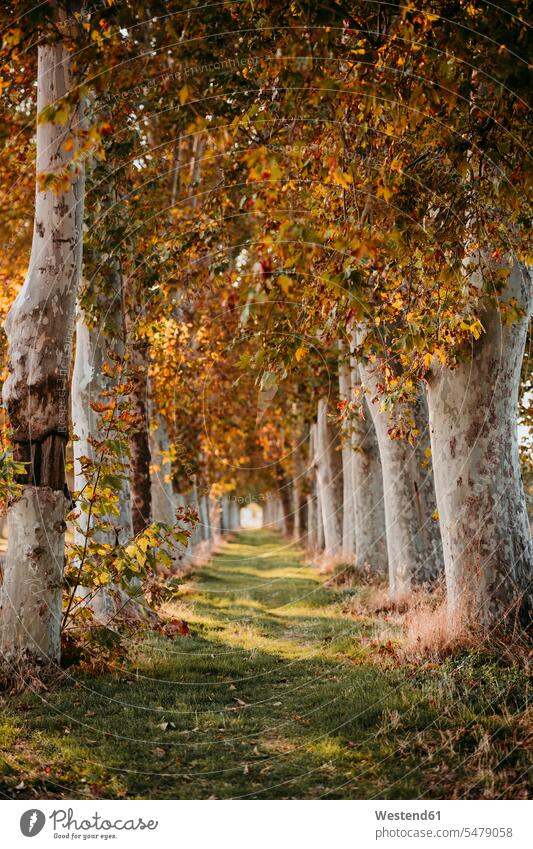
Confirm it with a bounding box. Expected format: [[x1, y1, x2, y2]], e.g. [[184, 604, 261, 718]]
[[1, 43, 85, 661], [0, 488, 65, 662], [358, 338, 443, 594], [349, 335, 388, 574], [427, 262, 533, 627]]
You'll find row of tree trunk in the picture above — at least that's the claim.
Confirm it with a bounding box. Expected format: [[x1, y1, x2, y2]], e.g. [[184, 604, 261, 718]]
[[265, 286, 533, 630]]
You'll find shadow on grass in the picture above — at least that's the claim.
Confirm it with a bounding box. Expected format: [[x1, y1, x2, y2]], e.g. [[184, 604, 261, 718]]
[[0, 530, 529, 799]]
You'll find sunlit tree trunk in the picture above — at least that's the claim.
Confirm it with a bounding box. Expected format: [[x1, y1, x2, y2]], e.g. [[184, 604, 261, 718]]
[[309, 423, 325, 551], [1, 43, 85, 662], [357, 337, 443, 595], [209, 494, 222, 545], [315, 398, 343, 556], [428, 261, 533, 627], [349, 334, 388, 574]]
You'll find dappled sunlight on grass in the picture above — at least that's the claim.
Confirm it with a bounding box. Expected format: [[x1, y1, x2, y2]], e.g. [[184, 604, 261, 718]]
[[0, 529, 530, 799]]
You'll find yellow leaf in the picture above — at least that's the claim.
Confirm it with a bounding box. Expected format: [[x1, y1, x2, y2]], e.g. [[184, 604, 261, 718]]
[[332, 169, 352, 189], [294, 346, 308, 362], [278, 275, 291, 294], [179, 85, 189, 105]]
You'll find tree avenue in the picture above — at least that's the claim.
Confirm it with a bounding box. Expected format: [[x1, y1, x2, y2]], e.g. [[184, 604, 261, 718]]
[[0, 0, 530, 670]]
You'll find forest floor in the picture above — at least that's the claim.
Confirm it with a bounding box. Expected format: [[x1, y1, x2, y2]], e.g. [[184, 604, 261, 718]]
[[0, 529, 530, 799]]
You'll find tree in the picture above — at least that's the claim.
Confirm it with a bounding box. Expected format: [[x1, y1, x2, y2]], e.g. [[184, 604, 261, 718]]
[[1, 35, 86, 661], [427, 260, 533, 626]]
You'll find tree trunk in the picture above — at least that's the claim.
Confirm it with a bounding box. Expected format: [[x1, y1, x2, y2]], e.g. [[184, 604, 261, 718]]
[[315, 398, 343, 556], [149, 415, 175, 528], [349, 336, 388, 574], [199, 495, 211, 542], [229, 500, 240, 531], [72, 310, 133, 547], [71, 307, 134, 620], [276, 466, 294, 537], [209, 495, 221, 544], [292, 454, 308, 542], [124, 305, 152, 535], [221, 495, 231, 532], [427, 262, 533, 628], [1, 43, 85, 662], [308, 423, 325, 551], [358, 339, 443, 595], [338, 350, 356, 561]]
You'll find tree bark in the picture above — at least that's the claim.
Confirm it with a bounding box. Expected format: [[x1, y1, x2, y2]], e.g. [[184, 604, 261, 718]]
[[427, 262, 533, 627], [149, 414, 176, 528], [1, 42, 85, 662], [315, 398, 343, 556], [276, 465, 294, 537], [292, 452, 308, 543], [229, 500, 240, 530], [124, 292, 152, 535], [357, 338, 443, 595], [221, 495, 231, 532], [308, 423, 325, 551], [338, 349, 356, 561], [199, 494, 211, 542], [348, 335, 388, 574], [72, 307, 133, 547]]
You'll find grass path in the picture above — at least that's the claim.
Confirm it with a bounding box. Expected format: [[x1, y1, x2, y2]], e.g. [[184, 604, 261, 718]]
[[0, 530, 529, 799]]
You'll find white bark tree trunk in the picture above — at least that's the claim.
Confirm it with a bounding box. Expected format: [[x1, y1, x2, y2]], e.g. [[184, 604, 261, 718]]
[[349, 336, 388, 574], [221, 495, 231, 532], [292, 454, 307, 543], [199, 495, 211, 542], [338, 350, 356, 561], [427, 262, 533, 627], [209, 495, 222, 544], [1, 43, 85, 662], [315, 398, 343, 556], [229, 500, 240, 531], [308, 423, 325, 551], [150, 415, 175, 528], [72, 314, 133, 545], [189, 482, 203, 549], [358, 338, 443, 595], [71, 310, 134, 620]]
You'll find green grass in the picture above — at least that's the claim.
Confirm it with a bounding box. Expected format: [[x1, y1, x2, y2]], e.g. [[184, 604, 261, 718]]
[[0, 529, 530, 799]]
